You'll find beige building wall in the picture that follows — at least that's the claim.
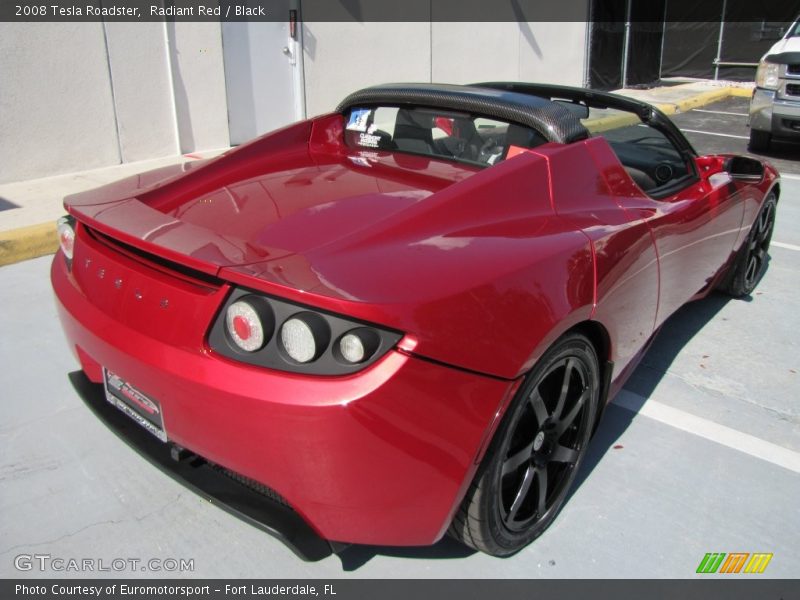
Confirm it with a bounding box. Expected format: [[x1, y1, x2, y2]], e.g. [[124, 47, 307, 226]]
[[0, 22, 230, 184], [302, 22, 588, 116], [0, 23, 120, 183], [0, 21, 588, 184], [301, 22, 433, 117]]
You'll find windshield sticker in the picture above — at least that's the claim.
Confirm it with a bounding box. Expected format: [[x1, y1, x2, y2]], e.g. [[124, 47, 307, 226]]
[[347, 108, 372, 132], [358, 133, 381, 148]]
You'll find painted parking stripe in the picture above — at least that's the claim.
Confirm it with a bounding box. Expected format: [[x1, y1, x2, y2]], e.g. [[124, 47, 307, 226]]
[[773, 241, 800, 252], [679, 128, 749, 140], [691, 109, 749, 117], [613, 389, 800, 474], [779, 173, 800, 181]]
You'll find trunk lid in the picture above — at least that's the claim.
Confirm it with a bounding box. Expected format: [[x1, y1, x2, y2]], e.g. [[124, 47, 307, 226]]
[[66, 120, 477, 275]]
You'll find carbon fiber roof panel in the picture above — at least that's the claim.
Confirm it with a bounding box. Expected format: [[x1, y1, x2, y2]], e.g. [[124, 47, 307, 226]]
[[336, 83, 589, 144]]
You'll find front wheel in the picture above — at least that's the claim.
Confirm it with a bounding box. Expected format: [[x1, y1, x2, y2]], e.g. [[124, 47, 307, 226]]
[[449, 333, 600, 556], [748, 129, 771, 152], [721, 194, 776, 298]]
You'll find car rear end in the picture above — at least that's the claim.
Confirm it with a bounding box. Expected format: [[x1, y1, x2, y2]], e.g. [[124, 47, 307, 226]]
[[49, 123, 516, 555]]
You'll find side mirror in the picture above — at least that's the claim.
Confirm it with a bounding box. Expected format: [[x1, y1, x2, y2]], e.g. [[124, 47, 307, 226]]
[[724, 156, 765, 182]]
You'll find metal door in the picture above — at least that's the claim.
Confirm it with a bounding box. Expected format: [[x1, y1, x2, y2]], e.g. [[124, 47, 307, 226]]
[[222, 1, 304, 145]]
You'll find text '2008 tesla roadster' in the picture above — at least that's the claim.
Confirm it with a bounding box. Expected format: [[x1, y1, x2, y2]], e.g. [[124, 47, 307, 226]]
[[51, 82, 778, 559]]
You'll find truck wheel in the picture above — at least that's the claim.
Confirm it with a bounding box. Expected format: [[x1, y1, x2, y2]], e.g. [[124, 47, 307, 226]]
[[748, 129, 771, 152]]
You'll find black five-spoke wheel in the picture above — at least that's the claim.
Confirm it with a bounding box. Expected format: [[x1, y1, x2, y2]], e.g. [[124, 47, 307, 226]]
[[449, 333, 599, 556], [722, 193, 776, 298], [499, 356, 591, 532]]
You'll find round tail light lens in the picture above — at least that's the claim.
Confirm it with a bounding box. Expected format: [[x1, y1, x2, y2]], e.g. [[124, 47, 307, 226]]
[[280, 313, 330, 363], [225, 299, 272, 352], [338, 328, 380, 364], [57, 216, 75, 260], [340, 333, 365, 363]]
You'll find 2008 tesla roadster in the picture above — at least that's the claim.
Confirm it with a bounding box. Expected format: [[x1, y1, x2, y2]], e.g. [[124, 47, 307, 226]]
[[51, 82, 778, 559]]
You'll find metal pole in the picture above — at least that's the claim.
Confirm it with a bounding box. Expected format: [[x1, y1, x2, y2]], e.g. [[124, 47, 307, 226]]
[[714, 0, 728, 81], [290, 0, 306, 121], [659, 0, 669, 81], [621, 0, 632, 88]]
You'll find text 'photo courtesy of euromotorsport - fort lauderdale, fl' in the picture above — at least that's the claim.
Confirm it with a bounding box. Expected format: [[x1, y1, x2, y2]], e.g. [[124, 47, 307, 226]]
[[13, 583, 332, 597]]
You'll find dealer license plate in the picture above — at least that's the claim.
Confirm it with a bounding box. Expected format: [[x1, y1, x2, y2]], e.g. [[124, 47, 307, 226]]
[[103, 369, 168, 442]]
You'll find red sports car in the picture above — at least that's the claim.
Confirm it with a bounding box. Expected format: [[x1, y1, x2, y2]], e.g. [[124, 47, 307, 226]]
[[51, 83, 778, 559]]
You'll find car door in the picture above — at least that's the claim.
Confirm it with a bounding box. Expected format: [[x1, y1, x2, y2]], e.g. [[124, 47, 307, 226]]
[[602, 120, 746, 327]]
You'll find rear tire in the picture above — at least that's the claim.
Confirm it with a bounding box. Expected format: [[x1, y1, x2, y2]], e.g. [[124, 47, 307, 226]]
[[449, 333, 599, 556], [748, 129, 771, 152], [721, 194, 776, 298]]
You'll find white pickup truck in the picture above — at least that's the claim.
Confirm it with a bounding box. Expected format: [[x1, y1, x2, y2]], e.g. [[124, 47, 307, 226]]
[[749, 20, 800, 151]]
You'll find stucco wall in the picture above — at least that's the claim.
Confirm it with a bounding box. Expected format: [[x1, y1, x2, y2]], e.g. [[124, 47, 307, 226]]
[[517, 22, 588, 86], [166, 22, 230, 154], [301, 22, 432, 117], [303, 22, 588, 116], [0, 23, 120, 183], [1, 21, 588, 185], [104, 22, 177, 163], [0, 22, 230, 184]]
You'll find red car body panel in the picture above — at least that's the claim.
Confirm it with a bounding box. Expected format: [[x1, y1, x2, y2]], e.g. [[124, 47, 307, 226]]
[[52, 232, 519, 545], [52, 85, 779, 550]]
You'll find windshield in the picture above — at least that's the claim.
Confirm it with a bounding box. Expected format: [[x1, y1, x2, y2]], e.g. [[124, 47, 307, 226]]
[[343, 106, 546, 167]]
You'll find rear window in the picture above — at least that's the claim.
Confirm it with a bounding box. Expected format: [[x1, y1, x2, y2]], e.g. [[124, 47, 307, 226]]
[[343, 106, 546, 167]]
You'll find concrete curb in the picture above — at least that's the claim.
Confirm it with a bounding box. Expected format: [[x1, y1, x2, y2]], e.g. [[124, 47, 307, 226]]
[[656, 86, 751, 114], [586, 85, 751, 133], [0, 222, 58, 267], [0, 86, 754, 268]]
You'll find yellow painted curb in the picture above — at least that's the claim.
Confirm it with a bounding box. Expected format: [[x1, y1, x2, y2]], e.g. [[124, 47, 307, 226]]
[[584, 112, 639, 134], [584, 85, 750, 134], [656, 87, 734, 115], [728, 87, 755, 98], [0, 222, 58, 267]]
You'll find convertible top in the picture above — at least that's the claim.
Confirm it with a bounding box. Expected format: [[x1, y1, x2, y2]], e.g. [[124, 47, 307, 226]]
[[336, 83, 589, 145]]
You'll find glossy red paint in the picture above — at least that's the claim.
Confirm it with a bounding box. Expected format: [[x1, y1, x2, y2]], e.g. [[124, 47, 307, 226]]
[[52, 241, 517, 545], [51, 87, 778, 549]]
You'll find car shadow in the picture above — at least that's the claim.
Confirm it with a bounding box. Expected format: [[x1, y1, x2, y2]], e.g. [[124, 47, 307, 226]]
[[568, 291, 733, 501], [568, 251, 771, 502], [0, 196, 19, 212], [335, 535, 477, 571]]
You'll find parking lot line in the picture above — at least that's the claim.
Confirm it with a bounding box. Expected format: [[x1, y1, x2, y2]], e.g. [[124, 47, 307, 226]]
[[679, 128, 749, 140], [614, 390, 800, 474], [773, 241, 800, 252], [691, 109, 748, 117], [779, 173, 800, 181]]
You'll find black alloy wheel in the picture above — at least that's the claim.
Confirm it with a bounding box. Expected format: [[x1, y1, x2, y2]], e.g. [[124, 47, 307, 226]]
[[449, 333, 600, 556], [722, 194, 776, 298]]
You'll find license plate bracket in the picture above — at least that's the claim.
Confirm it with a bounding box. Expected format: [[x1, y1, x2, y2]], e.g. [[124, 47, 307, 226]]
[[102, 369, 167, 442]]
